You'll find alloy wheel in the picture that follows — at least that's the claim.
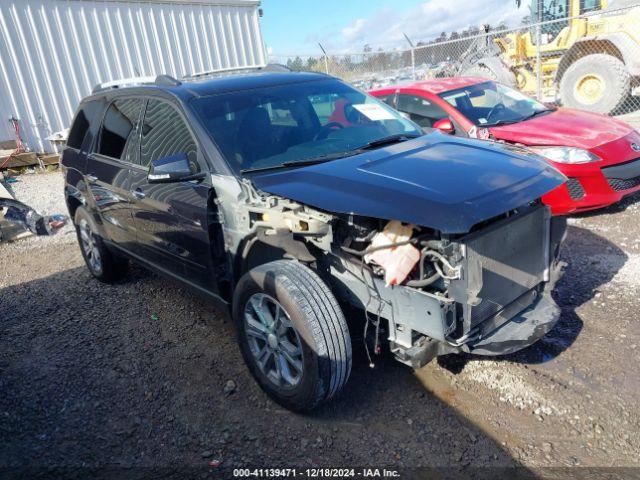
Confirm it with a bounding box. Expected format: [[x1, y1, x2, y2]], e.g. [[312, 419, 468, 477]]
[[79, 218, 102, 275], [243, 293, 304, 389]]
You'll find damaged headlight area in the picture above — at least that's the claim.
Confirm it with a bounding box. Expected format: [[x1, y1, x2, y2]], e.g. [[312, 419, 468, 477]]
[[234, 181, 565, 371], [324, 204, 565, 368]]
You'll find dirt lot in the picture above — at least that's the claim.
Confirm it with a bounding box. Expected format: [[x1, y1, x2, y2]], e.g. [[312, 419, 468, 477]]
[[1, 172, 640, 476]]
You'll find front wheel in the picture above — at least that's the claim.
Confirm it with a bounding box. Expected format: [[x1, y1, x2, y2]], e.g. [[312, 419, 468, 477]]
[[233, 260, 352, 412]]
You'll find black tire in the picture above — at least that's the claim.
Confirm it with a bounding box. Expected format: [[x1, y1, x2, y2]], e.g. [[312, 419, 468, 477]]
[[74, 207, 128, 282], [461, 63, 516, 88], [233, 260, 352, 412], [559, 54, 631, 115]]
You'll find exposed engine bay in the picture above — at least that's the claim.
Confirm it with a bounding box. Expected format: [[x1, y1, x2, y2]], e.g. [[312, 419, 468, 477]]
[[220, 178, 566, 368]]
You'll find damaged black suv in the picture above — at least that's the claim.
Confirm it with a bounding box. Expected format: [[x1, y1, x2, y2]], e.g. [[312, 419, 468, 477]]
[[61, 68, 567, 411]]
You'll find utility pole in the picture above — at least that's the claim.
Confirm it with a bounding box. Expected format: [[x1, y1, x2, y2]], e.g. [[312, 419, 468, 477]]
[[318, 43, 329, 75], [403, 33, 416, 80], [536, 0, 543, 100]]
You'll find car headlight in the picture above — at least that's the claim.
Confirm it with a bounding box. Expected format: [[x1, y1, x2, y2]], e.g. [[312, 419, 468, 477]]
[[528, 146, 601, 164]]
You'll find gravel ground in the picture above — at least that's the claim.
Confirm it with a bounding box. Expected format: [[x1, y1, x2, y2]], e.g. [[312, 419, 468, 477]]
[[1, 171, 639, 476]]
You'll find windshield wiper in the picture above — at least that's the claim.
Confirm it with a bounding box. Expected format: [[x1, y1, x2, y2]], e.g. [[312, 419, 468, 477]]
[[484, 108, 556, 127], [240, 150, 361, 174], [357, 133, 421, 151], [240, 134, 421, 174], [483, 119, 521, 127]]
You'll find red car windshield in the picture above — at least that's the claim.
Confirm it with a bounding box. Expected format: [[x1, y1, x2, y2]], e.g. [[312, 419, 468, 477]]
[[440, 81, 552, 127]]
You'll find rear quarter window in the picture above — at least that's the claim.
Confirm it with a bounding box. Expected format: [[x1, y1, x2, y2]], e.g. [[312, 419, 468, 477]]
[[67, 100, 104, 150]]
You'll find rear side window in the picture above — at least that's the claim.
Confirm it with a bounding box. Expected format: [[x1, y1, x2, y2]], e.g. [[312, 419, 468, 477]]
[[140, 100, 199, 172], [97, 99, 143, 161], [67, 100, 104, 149]]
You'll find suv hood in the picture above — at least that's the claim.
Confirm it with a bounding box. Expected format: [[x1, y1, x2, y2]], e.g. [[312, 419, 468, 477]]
[[489, 108, 635, 149], [250, 133, 565, 234]]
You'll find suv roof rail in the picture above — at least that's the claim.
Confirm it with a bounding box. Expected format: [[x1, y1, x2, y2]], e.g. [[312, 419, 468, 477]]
[[182, 63, 290, 81], [91, 64, 293, 94], [92, 74, 182, 94], [155, 74, 182, 87]]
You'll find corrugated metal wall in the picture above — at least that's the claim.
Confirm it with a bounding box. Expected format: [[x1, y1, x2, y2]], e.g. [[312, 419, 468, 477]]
[[0, 0, 266, 153]]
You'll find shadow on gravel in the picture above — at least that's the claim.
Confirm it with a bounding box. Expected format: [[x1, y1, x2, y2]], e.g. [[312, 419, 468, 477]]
[[0, 264, 531, 472], [438, 224, 628, 373]]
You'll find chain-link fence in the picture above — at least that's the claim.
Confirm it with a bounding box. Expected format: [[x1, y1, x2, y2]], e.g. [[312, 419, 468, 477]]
[[270, 2, 640, 123]]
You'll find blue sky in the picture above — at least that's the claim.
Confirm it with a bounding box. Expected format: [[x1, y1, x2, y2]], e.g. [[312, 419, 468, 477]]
[[260, 0, 525, 56]]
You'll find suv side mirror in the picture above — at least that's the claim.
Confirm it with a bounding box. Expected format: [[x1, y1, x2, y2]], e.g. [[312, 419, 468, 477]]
[[148, 153, 205, 183], [433, 118, 455, 135]]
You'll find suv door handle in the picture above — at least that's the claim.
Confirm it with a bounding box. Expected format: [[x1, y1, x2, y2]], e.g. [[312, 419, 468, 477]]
[[132, 188, 146, 199], [86, 174, 98, 182]]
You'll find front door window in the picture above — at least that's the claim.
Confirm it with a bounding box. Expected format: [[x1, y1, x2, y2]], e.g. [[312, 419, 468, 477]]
[[396, 94, 449, 128]]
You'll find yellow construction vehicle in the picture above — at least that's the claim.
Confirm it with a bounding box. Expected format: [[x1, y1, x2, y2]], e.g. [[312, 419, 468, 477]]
[[458, 0, 640, 114]]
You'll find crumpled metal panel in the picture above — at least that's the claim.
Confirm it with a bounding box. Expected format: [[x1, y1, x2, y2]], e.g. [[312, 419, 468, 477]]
[[250, 133, 567, 234], [0, 0, 265, 153]]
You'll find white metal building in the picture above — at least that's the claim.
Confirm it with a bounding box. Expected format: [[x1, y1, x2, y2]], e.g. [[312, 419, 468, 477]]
[[0, 0, 266, 153]]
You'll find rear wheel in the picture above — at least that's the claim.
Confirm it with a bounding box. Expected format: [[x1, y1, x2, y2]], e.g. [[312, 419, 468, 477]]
[[559, 54, 630, 115], [74, 207, 128, 282], [233, 260, 352, 412]]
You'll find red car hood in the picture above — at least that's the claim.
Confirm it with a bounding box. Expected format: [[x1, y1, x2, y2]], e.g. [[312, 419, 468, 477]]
[[489, 108, 636, 149]]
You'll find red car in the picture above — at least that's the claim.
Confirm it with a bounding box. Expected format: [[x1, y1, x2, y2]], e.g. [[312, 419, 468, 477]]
[[370, 77, 640, 215]]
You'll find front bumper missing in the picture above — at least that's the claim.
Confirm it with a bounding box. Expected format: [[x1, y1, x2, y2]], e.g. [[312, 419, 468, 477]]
[[466, 288, 560, 356], [392, 286, 561, 368], [458, 254, 564, 357], [390, 255, 564, 368], [329, 205, 565, 369]]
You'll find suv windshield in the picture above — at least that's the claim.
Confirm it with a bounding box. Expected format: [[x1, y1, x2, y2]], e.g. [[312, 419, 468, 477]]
[[192, 78, 421, 174], [440, 81, 552, 127]]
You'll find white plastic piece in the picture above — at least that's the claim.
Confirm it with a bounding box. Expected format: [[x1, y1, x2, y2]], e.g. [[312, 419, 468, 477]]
[[364, 220, 420, 286]]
